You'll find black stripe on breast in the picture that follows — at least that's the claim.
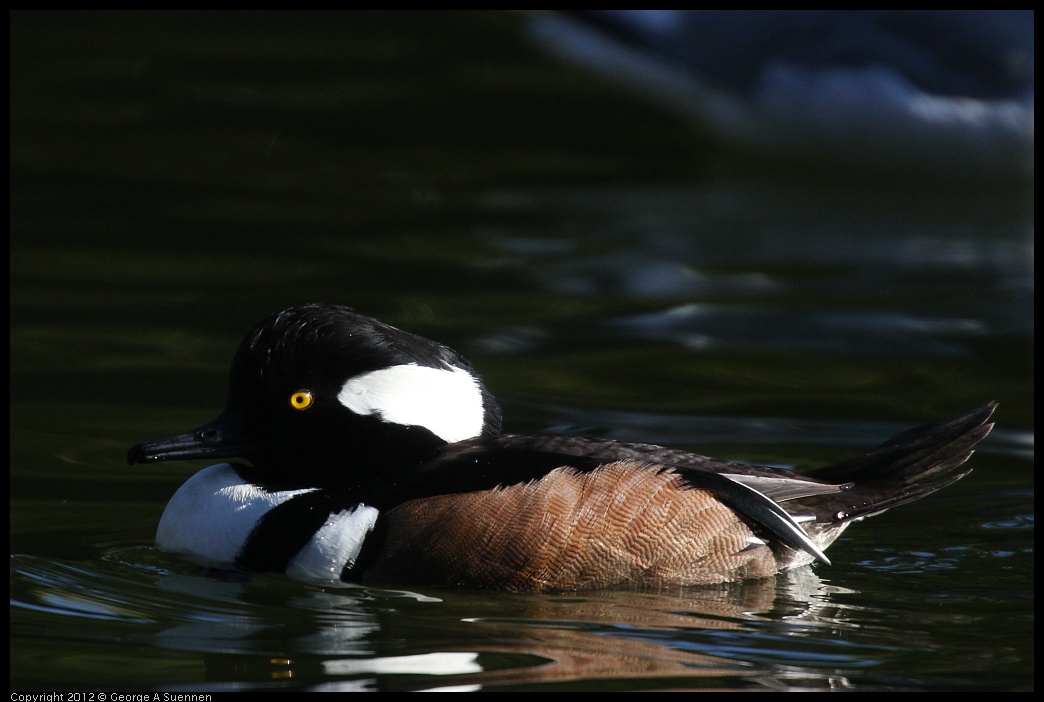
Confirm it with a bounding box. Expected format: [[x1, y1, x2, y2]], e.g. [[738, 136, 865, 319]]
[[342, 514, 389, 581], [235, 490, 341, 574]]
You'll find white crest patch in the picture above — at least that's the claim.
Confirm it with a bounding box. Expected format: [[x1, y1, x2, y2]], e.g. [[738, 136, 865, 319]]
[[337, 363, 485, 443], [287, 505, 380, 583], [156, 463, 317, 565]]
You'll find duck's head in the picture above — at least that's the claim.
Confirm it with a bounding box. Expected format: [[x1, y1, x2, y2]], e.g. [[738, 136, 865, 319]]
[[128, 304, 502, 491]]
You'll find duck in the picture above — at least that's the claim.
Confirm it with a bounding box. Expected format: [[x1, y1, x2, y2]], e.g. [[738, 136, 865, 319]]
[[528, 10, 1034, 180], [128, 303, 996, 592]]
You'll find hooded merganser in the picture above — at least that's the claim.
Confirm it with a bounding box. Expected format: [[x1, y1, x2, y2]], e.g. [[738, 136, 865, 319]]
[[128, 304, 996, 592]]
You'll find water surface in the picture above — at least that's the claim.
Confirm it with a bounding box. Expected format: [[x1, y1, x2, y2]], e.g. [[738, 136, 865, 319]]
[[11, 12, 1033, 691]]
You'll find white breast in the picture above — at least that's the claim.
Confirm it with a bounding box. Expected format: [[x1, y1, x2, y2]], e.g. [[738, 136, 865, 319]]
[[156, 463, 317, 565], [156, 464, 379, 584], [286, 505, 379, 583]]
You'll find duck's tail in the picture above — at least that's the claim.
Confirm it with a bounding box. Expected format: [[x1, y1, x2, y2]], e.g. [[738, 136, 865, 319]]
[[802, 402, 996, 524]]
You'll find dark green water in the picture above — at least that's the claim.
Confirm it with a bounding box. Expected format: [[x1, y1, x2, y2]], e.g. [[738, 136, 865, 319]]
[[11, 12, 1033, 691]]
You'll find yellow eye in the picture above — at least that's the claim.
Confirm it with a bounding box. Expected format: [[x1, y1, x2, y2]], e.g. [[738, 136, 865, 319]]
[[289, 390, 314, 411]]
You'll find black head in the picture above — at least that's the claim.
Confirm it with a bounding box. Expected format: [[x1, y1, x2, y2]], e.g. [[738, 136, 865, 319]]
[[128, 304, 503, 493]]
